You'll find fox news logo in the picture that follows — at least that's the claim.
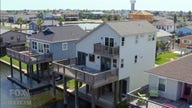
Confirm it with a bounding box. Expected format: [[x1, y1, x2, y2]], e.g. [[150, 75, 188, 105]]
[[9, 89, 30, 97]]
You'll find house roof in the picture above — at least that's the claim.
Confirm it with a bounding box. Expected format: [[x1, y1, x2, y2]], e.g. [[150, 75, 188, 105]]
[[186, 26, 192, 30], [129, 10, 153, 16], [30, 25, 87, 42], [157, 30, 172, 38], [146, 54, 192, 84], [153, 19, 174, 26], [179, 35, 192, 39], [106, 20, 157, 36]]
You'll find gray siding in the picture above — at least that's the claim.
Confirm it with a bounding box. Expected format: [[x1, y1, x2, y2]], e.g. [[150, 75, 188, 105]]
[[149, 74, 180, 101], [50, 40, 77, 60]]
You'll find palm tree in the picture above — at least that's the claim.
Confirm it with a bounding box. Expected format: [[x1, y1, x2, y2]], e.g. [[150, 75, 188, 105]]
[[16, 17, 24, 32], [56, 16, 64, 26], [37, 18, 44, 31]]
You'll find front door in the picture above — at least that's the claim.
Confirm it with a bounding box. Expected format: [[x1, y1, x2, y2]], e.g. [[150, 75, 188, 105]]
[[101, 57, 111, 71], [77, 52, 87, 65], [182, 83, 192, 100]]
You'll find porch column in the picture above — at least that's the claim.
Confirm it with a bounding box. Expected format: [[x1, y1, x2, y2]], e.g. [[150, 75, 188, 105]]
[[119, 80, 122, 101], [36, 64, 40, 83], [63, 67, 67, 106], [29, 65, 32, 88], [114, 81, 119, 108], [19, 61, 22, 82], [86, 84, 89, 94], [75, 71, 79, 108], [91, 87, 96, 108], [10, 57, 13, 77], [52, 71, 56, 99]]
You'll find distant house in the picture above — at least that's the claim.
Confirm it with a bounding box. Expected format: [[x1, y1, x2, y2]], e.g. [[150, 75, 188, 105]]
[[153, 19, 175, 33], [82, 11, 104, 19], [29, 25, 86, 60], [179, 35, 192, 48], [147, 54, 192, 103], [29, 20, 59, 31], [157, 29, 172, 44], [128, 10, 153, 23], [176, 26, 192, 37], [0, 30, 27, 56]]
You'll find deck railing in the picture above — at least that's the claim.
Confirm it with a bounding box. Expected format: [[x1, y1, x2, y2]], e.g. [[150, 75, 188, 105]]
[[6, 46, 52, 64], [94, 43, 119, 57], [52, 58, 118, 88]]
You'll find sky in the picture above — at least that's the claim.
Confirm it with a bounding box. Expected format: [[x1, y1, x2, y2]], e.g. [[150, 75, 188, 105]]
[[1, 0, 192, 12]]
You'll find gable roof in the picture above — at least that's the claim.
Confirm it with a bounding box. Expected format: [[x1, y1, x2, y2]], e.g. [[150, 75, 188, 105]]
[[30, 25, 87, 42], [106, 20, 157, 36], [146, 54, 192, 84]]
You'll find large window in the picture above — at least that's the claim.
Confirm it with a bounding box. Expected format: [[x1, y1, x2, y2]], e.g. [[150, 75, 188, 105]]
[[62, 43, 68, 51], [158, 78, 166, 92], [44, 44, 49, 53], [38, 43, 43, 53], [32, 41, 37, 50], [105, 37, 114, 47], [113, 59, 117, 67]]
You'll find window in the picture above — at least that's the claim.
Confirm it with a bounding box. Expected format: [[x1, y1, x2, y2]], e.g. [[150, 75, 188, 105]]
[[89, 54, 95, 62], [158, 78, 166, 92], [152, 34, 155, 41], [135, 35, 138, 43], [121, 59, 124, 68], [44, 44, 49, 53], [148, 35, 153, 41], [38, 43, 43, 53], [134, 55, 138, 63], [113, 59, 117, 67], [62, 43, 68, 51], [32, 41, 37, 50], [121, 37, 125, 46], [182, 39, 191, 44], [105, 37, 114, 47]]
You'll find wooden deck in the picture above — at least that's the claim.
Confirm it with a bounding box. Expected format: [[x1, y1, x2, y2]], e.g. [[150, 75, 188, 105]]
[[52, 58, 119, 88], [6, 46, 52, 64], [94, 43, 119, 58]]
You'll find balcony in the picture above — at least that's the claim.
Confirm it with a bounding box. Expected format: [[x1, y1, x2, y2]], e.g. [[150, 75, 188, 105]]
[[94, 43, 119, 58], [6, 46, 52, 64], [52, 58, 119, 88]]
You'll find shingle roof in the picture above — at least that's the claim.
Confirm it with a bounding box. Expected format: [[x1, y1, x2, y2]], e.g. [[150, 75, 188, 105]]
[[146, 54, 192, 84], [30, 25, 87, 42], [106, 20, 157, 36]]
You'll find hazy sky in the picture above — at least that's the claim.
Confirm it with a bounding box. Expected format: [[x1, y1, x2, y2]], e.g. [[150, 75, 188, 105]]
[[1, 0, 192, 11]]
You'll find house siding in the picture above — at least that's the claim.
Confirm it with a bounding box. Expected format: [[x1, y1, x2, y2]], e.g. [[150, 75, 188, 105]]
[[29, 22, 37, 31], [149, 74, 180, 101], [119, 33, 156, 91], [30, 39, 77, 61], [77, 24, 120, 71], [50, 41, 77, 60]]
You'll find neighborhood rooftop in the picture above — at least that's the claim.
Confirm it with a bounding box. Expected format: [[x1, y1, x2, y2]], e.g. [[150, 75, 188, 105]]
[[106, 20, 157, 36], [146, 54, 192, 84], [30, 25, 87, 42]]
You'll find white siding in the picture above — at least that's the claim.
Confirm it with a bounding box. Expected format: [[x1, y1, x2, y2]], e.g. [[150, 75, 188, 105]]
[[77, 24, 120, 70], [119, 33, 156, 91], [149, 74, 180, 101]]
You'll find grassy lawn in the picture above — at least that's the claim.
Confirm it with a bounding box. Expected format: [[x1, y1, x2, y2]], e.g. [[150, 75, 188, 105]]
[[155, 52, 180, 65]]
